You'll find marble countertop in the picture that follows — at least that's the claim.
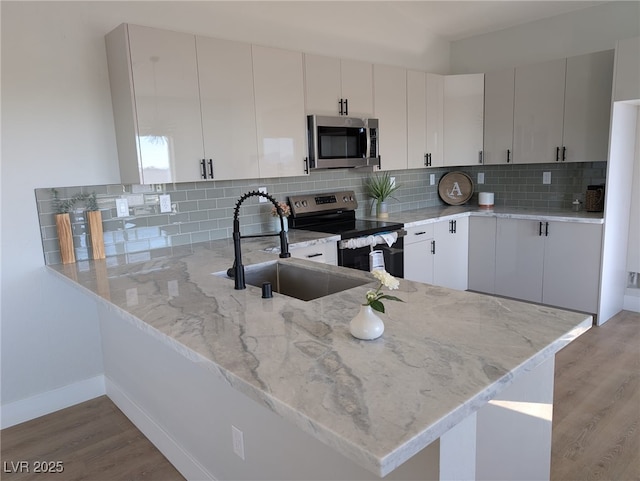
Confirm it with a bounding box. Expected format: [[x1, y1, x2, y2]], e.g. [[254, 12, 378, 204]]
[[48, 227, 592, 477], [365, 205, 604, 227]]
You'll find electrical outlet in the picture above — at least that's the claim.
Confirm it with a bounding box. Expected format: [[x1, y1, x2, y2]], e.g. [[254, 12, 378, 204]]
[[115, 198, 129, 218], [390, 177, 396, 188], [258, 187, 268, 203], [543, 172, 552, 185], [159, 194, 172, 213], [430, 174, 435, 186], [477, 173, 485, 184], [232, 425, 245, 460]]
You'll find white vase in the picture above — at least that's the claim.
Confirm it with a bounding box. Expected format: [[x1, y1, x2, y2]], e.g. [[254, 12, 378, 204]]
[[272, 216, 288, 232], [376, 200, 389, 219], [349, 305, 385, 340]]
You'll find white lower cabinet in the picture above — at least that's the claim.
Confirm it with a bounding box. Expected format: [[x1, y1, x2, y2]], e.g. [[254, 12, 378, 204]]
[[468, 216, 497, 294], [494, 217, 602, 313], [433, 217, 469, 291], [404, 225, 435, 285], [541, 221, 603, 313], [290, 242, 337, 266], [404, 218, 468, 291]]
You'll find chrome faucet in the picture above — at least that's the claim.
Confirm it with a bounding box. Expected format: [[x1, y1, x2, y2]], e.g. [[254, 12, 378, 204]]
[[227, 190, 290, 289]]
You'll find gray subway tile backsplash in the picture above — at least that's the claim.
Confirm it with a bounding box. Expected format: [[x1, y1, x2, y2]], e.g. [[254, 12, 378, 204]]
[[35, 162, 606, 265]]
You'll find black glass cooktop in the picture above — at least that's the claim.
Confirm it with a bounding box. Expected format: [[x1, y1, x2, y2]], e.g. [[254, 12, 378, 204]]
[[294, 218, 404, 240]]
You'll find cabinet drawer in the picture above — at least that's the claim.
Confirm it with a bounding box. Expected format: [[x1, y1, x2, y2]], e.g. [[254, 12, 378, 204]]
[[404, 224, 435, 245], [290, 243, 337, 265]]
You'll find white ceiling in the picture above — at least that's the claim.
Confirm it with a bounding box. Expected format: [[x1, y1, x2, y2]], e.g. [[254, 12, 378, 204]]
[[373, 1, 608, 41]]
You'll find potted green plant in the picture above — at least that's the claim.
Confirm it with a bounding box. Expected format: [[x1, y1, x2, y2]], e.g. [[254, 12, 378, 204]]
[[364, 172, 400, 219]]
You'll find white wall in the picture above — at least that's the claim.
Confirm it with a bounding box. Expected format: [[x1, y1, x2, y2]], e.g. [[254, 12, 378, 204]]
[[0, 1, 451, 418], [450, 1, 640, 73]]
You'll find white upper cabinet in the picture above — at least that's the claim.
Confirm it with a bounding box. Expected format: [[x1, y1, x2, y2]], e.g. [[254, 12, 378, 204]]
[[106, 24, 205, 184], [563, 50, 614, 163], [614, 36, 640, 102], [407, 71, 444, 169], [512, 50, 613, 165], [513, 58, 566, 164], [443, 74, 484, 167], [304, 54, 373, 117], [196, 36, 259, 180], [373, 64, 407, 171], [483, 68, 515, 165], [340, 59, 375, 117], [252, 45, 307, 178], [407, 70, 428, 169], [426, 74, 445, 168]]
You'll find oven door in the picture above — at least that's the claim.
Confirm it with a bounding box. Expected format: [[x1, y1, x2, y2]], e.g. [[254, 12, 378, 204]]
[[338, 236, 404, 278]]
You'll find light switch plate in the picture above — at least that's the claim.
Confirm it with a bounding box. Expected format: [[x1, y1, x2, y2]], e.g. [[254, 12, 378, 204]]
[[258, 187, 268, 203], [390, 177, 396, 188], [477, 173, 485, 184], [116, 198, 129, 218], [159, 194, 172, 213], [543, 172, 552, 184], [430, 174, 435, 186]]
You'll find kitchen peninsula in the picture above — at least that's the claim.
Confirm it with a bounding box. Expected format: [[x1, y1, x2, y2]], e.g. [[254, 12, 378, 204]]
[[48, 231, 592, 481]]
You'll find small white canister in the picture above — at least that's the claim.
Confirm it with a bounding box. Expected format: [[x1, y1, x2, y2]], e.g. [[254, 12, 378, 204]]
[[478, 192, 494, 208]]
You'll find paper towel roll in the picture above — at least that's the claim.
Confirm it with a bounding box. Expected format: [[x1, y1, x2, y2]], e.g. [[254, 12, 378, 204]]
[[479, 192, 494, 208]]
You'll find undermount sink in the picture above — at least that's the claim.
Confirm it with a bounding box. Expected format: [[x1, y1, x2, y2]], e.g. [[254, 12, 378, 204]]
[[217, 261, 370, 301]]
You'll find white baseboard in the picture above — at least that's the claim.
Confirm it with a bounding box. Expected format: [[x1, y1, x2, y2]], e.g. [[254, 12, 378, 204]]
[[623, 293, 640, 313], [105, 377, 214, 481], [0, 375, 106, 429]]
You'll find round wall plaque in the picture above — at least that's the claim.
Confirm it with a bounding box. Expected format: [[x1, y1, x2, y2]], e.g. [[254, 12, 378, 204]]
[[438, 171, 474, 205]]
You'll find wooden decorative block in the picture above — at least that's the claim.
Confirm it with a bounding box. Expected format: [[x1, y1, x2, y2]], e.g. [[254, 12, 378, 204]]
[[55, 213, 75, 264], [86, 210, 105, 260]]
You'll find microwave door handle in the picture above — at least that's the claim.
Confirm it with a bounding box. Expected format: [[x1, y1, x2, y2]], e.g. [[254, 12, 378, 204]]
[[365, 125, 371, 161]]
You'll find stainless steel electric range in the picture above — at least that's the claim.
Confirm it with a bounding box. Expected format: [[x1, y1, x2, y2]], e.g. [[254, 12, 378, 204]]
[[287, 191, 405, 278]]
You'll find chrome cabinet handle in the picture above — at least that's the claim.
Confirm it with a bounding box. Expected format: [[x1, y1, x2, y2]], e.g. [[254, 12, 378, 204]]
[[207, 159, 214, 179]]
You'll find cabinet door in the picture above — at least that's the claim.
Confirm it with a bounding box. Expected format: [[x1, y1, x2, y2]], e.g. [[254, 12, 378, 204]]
[[374, 64, 407, 171], [252, 45, 307, 178], [468, 216, 497, 294], [304, 54, 342, 115], [426, 73, 445, 168], [404, 225, 435, 284], [542, 222, 602, 313], [613, 36, 640, 102], [563, 50, 614, 163], [434, 217, 469, 291], [127, 24, 205, 184], [197, 36, 259, 180], [407, 70, 428, 169], [340, 59, 374, 117], [495, 218, 545, 303], [483, 69, 514, 165], [513, 58, 566, 164], [443, 74, 484, 167]]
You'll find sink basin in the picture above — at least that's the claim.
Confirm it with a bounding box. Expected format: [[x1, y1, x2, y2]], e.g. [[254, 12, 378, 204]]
[[219, 261, 370, 301]]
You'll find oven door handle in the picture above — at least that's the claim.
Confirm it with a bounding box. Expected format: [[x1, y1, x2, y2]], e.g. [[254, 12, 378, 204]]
[[338, 229, 406, 250]]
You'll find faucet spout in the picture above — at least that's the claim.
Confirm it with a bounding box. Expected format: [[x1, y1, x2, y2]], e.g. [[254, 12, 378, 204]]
[[229, 190, 291, 290]]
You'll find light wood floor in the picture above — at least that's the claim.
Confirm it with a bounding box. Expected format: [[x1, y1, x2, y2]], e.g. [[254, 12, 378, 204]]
[[551, 309, 639, 481], [2, 311, 638, 481]]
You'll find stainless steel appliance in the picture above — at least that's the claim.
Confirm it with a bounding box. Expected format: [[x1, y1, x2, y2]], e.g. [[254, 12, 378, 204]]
[[288, 191, 405, 278], [307, 115, 379, 170]]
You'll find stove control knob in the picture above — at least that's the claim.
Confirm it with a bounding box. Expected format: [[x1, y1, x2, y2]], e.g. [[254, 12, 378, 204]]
[[294, 201, 301, 208], [302, 200, 308, 207], [349, 195, 354, 202], [343, 195, 348, 202]]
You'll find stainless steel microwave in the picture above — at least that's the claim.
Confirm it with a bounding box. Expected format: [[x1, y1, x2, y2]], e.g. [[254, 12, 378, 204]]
[[307, 115, 379, 170]]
